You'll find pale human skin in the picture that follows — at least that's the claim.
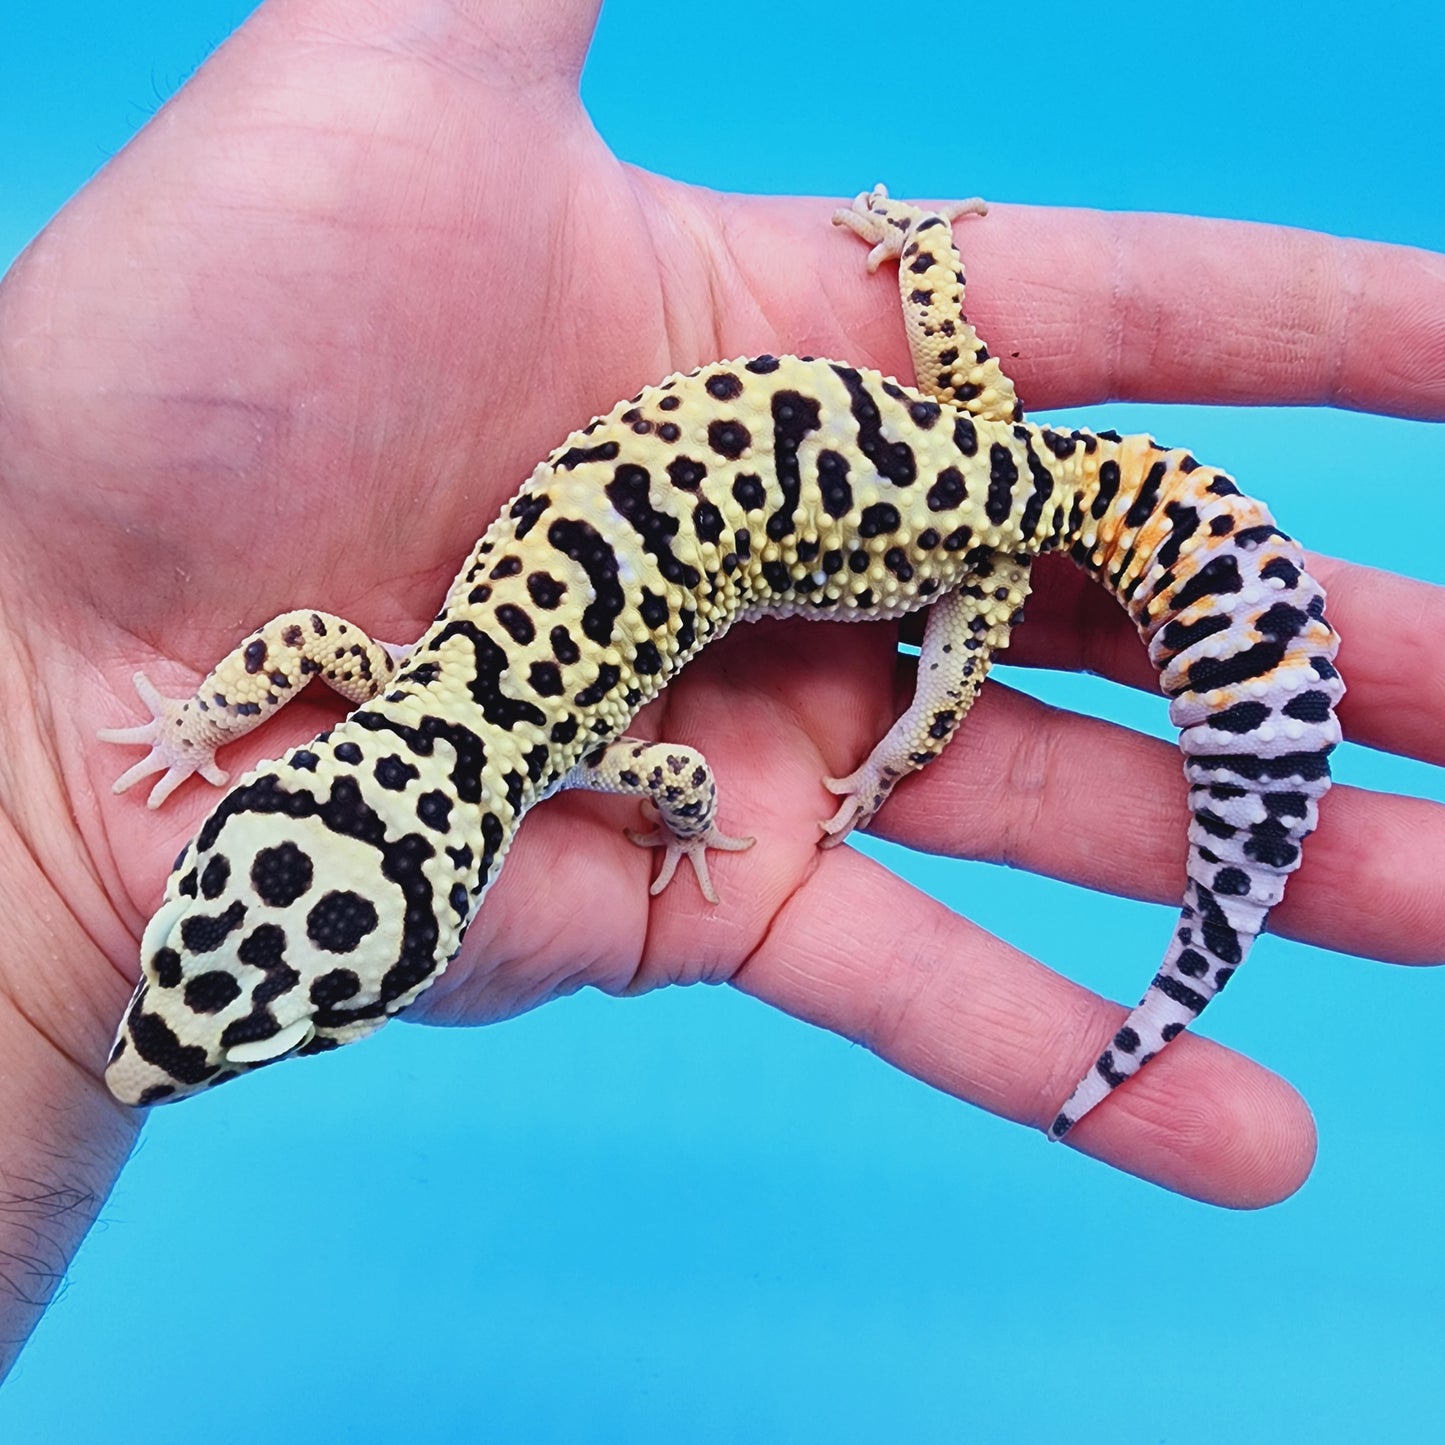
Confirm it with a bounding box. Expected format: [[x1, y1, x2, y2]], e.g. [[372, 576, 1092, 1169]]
[[2, 0, 1445, 1376]]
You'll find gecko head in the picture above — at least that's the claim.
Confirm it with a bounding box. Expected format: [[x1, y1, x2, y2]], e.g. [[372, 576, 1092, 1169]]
[[104, 767, 440, 1106]]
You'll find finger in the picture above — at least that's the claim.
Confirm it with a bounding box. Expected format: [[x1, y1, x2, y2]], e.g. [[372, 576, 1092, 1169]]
[[731, 844, 1317, 1208], [751, 197, 1445, 419], [867, 680, 1445, 967]]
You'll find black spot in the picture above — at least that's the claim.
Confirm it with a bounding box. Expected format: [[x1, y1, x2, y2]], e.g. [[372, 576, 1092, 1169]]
[[943, 527, 972, 551], [311, 969, 361, 1007], [908, 400, 941, 429], [547, 518, 626, 646], [1155, 501, 1201, 570], [1153, 973, 1208, 1015], [985, 443, 1018, 524], [1124, 459, 1169, 528], [639, 590, 669, 630], [550, 626, 580, 665], [667, 457, 707, 491], [707, 419, 751, 458], [1169, 553, 1243, 613], [416, 791, 453, 831], [529, 660, 565, 695], [1018, 441, 1057, 540], [927, 466, 966, 513], [374, 755, 420, 791], [1255, 602, 1309, 642], [762, 559, 791, 592], [1090, 459, 1121, 519], [1214, 867, 1251, 896], [1114, 1026, 1141, 1053], [1261, 557, 1302, 588], [1158, 613, 1231, 656], [527, 572, 566, 609], [243, 639, 267, 674], [706, 371, 743, 401], [510, 491, 549, 540], [1208, 700, 1271, 734], [606, 463, 701, 588], [185, 970, 242, 1014], [489, 556, 523, 580], [1189, 640, 1287, 694], [1281, 690, 1333, 723], [1234, 524, 1282, 548], [153, 947, 183, 988], [745, 355, 779, 374], [676, 609, 697, 652], [816, 450, 853, 517], [448, 882, 470, 922], [1176, 948, 1209, 977], [556, 439, 620, 471], [180, 900, 246, 954], [829, 365, 917, 485], [858, 502, 901, 538], [766, 389, 823, 541], [883, 548, 914, 582], [1210, 515, 1235, 537], [306, 890, 380, 954], [128, 1004, 214, 1086], [495, 604, 536, 645], [334, 742, 362, 765], [238, 923, 287, 971], [732, 474, 765, 511], [200, 855, 230, 900], [575, 664, 622, 708], [953, 414, 978, 457], [694, 500, 725, 544], [137, 1085, 177, 1106]]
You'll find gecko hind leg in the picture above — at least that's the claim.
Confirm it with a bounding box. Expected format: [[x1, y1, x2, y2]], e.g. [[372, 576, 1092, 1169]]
[[821, 557, 1031, 846]]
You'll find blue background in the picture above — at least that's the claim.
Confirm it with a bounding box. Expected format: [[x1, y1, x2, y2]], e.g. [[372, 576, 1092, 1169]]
[[3, 2, 1444, 1440]]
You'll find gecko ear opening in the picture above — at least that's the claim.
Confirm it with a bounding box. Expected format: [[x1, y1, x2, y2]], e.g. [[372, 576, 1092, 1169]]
[[224, 1017, 316, 1065]]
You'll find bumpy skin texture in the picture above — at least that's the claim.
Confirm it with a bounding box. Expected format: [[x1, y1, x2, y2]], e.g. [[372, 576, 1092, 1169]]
[[102, 189, 1342, 1135]]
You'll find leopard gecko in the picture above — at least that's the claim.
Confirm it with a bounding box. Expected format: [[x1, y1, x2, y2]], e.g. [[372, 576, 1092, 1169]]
[[100, 186, 1343, 1140]]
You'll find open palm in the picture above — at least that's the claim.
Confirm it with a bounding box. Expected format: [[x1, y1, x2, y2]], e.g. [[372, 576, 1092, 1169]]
[[3, 0, 1444, 1372]]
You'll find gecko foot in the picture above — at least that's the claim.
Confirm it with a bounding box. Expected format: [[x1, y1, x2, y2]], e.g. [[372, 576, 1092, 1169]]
[[97, 671, 229, 809], [625, 803, 755, 905], [831, 184, 987, 271], [818, 760, 902, 848]]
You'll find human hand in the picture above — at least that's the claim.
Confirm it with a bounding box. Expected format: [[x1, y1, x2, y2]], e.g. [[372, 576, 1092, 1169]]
[[2, 0, 1444, 1373]]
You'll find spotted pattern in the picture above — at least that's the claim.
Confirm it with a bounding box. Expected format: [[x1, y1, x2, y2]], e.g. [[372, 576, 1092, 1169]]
[[101, 188, 1341, 1140]]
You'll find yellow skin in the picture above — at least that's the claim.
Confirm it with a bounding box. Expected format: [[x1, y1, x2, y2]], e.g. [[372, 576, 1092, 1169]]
[[3, 0, 1445, 1377]]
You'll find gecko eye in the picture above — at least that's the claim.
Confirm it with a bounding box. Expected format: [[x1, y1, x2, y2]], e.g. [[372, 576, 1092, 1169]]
[[224, 1017, 316, 1065]]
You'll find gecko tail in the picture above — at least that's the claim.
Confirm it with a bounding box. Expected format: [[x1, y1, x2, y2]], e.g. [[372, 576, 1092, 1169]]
[[1051, 439, 1343, 1142], [1048, 893, 1267, 1140]]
